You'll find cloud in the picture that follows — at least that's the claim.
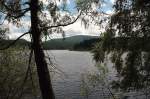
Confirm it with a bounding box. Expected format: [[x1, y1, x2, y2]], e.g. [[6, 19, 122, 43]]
[[50, 19, 102, 38], [8, 16, 103, 40], [106, 10, 114, 14], [110, 0, 115, 4], [8, 0, 114, 40], [8, 17, 30, 40]]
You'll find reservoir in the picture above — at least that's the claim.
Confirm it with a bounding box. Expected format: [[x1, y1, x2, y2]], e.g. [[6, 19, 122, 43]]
[[47, 50, 114, 99], [45, 50, 148, 99]]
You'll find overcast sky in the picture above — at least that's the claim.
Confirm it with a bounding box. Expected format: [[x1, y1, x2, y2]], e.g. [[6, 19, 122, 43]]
[[5, 0, 115, 40]]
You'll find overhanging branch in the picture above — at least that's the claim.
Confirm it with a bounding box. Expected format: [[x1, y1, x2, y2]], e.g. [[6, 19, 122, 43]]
[[3, 2, 30, 13], [45, 10, 82, 29], [8, 8, 30, 19], [0, 16, 7, 25], [2, 2, 30, 19], [0, 32, 29, 50]]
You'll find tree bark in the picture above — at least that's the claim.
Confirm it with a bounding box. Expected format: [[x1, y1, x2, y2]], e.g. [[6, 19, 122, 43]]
[[30, 0, 55, 99]]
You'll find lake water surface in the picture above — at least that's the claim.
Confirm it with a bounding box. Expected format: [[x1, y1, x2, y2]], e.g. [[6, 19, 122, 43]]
[[46, 50, 114, 99], [44, 50, 148, 99]]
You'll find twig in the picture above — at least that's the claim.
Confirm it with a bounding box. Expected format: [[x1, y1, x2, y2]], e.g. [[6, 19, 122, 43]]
[[0, 32, 29, 50], [107, 86, 116, 99], [45, 54, 67, 77], [17, 48, 34, 99], [44, 10, 82, 29], [3, 2, 30, 14], [10, 8, 30, 19], [0, 16, 7, 25]]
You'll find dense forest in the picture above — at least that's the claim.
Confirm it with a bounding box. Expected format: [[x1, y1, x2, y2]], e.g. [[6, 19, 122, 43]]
[[92, 0, 150, 93]]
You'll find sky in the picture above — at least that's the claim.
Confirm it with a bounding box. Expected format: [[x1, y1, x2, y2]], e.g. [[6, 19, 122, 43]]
[[5, 0, 115, 40]]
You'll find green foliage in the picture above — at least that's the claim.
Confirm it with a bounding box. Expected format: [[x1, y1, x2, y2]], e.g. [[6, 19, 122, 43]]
[[87, 64, 109, 87], [79, 64, 116, 99], [92, 43, 105, 62], [0, 27, 8, 39], [0, 48, 39, 99], [75, 0, 104, 29], [92, 0, 150, 91], [80, 74, 90, 98], [73, 38, 100, 50], [111, 0, 150, 37], [92, 31, 115, 63], [0, 39, 29, 49]]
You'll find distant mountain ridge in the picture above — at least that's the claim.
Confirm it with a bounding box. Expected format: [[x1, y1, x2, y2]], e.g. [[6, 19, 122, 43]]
[[0, 39, 30, 49], [0, 35, 99, 50], [43, 35, 99, 50]]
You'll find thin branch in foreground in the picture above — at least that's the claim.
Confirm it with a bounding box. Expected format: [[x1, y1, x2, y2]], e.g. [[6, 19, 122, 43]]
[[0, 16, 7, 25], [8, 8, 30, 19], [17, 48, 34, 99], [45, 10, 82, 29], [0, 32, 29, 50]]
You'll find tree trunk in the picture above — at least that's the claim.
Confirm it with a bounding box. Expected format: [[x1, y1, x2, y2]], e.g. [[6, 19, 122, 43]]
[[30, 0, 55, 99]]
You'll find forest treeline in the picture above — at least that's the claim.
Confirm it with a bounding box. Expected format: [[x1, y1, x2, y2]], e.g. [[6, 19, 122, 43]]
[[43, 35, 99, 50], [0, 35, 99, 50], [2, 36, 150, 51]]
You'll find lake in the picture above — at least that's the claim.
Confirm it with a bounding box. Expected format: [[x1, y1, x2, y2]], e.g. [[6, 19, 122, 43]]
[[46, 50, 115, 99]]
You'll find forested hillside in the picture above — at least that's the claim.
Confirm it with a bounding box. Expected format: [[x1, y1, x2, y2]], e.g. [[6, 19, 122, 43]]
[[0, 39, 29, 49], [43, 35, 99, 50]]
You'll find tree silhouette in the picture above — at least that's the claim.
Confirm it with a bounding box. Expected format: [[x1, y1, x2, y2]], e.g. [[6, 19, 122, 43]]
[[0, 0, 80, 99], [92, 0, 150, 91], [0, 0, 105, 99]]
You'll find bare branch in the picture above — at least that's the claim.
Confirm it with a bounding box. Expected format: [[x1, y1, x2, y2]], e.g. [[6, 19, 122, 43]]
[[17, 48, 33, 99], [45, 10, 82, 29], [0, 9, 7, 15], [23, 2, 30, 6], [1, 2, 30, 19], [3, 2, 30, 13], [0, 16, 7, 25], [6, 1, 30, 6], [8, 8, 30, 19], [0, 32, 29, 50]]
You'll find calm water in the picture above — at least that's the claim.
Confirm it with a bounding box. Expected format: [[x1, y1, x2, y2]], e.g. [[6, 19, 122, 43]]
[[46, 50, 114, 99], [44, 50, 148, 99]]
